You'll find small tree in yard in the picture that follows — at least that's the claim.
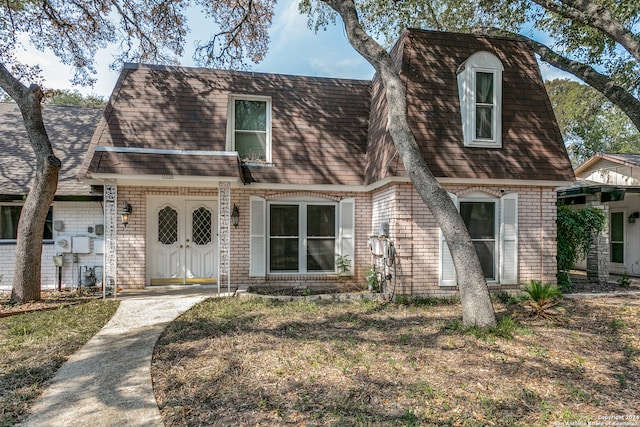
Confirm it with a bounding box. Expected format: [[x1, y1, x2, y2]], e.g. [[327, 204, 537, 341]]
[[557, 204, 606, 290]]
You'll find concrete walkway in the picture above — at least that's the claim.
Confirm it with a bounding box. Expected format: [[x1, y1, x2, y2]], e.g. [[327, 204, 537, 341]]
[[20, 286, 221, 427]]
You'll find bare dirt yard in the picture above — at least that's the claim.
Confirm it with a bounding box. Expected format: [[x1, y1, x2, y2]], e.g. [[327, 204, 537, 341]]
[[0, 289, 103, 317], [152, 295, 640, 426]]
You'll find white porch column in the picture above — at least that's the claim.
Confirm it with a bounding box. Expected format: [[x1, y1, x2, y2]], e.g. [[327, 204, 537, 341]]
[[103, 180, 118, 298], [219, 182, 231, 294]]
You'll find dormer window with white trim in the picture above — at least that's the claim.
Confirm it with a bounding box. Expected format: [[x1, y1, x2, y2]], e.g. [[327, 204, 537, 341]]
[[227, 95, 272, 163], [457, 51, 503, 148]]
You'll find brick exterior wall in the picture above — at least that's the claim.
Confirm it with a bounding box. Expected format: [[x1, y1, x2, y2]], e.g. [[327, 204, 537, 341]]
[[370, 183, 558, 296], [109, 183, 558, 296], [113, 186, 372, 291], [0, 183, 559, 296]]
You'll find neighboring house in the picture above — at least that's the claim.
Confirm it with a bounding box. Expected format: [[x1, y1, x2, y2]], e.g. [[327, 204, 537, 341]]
[[77, 29, 574, 295], [0, 103, 103, 291], [558, 153, 640, 279]]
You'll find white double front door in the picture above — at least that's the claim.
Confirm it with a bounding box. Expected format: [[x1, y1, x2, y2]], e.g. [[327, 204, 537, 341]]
[[148, 197, 217, 285]]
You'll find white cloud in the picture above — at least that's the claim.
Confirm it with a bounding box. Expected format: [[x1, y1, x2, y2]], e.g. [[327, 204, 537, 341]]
[[271, 0, 309, 42], [539, 61, 581, 83]]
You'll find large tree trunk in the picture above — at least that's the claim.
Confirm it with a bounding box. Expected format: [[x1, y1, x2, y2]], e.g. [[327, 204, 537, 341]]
[[322, 0, 496, 327], [0, 64, 60, 303]]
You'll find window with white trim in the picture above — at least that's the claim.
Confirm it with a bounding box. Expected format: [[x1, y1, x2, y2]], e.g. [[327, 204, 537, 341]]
[[460, 200, 497, 281], [249, 197, 355, 277], [0, 205, 53, 242], [457, 51, 503, 148], [268, 202, 337, 273], [227, 95, 272, 163], [440, 192, 518, 286], [610, 211, 625, 263]]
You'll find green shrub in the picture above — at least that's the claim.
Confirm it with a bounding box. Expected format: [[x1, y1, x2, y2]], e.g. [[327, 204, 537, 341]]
[[618, 271, 631, 288], [335, 254, 352, 278], [556, 205, 606, 291], [366, 265, 379, 292]]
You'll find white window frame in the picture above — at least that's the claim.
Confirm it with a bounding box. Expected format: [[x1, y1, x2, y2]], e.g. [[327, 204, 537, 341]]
[[459, 196, 499, 283], [226, 94, 272, 163], [457, 51, 503, 148], [267, 200, 338, 274], [610, 210, 625, 264], [439, 192, 518, 286]]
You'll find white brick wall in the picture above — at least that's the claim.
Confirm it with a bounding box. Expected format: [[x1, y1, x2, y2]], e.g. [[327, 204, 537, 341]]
[[1, 183, 559, 296], [0, 201, 104, 292]]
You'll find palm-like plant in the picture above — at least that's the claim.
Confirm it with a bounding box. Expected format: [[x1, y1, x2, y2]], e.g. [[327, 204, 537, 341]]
[[522, 281, 563, 320]]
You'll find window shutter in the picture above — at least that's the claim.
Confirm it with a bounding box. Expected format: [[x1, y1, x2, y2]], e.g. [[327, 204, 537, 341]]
[[439, 193, 458, 287], [500, 193, 518, 284], [249, 196, 266, 277], [339, 198, 355, 275]]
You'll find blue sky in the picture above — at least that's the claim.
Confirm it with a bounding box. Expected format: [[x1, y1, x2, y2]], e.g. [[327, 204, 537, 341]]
[[15, 0, 570, 98]]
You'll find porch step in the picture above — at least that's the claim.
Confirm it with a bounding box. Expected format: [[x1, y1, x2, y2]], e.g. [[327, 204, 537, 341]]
[[150, 278, 217, 286]]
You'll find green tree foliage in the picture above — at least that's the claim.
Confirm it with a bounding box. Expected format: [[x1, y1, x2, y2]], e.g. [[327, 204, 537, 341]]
[[546, 78, 640, 164], [44, 90, 106, 108], [301, 0, 640, 132], [556, 204, 606, 290]]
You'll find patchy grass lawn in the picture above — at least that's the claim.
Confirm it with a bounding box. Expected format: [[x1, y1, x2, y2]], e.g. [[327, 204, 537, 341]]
[[0, 298, 119, 426], [152, 296, 640, 426]]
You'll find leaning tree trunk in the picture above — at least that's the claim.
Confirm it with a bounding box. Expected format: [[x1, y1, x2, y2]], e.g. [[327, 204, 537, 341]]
[[0, 64, 60, 303], [322, 0, 496, 327]]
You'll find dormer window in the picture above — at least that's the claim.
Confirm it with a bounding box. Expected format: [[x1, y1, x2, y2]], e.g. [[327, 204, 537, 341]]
[[457, 52, 503, 148], [227, 95, 272, 163]]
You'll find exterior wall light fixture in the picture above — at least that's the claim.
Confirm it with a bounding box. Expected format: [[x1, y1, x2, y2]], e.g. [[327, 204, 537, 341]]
[[231, 204, 239, 228], [121, 202, 133, 227]]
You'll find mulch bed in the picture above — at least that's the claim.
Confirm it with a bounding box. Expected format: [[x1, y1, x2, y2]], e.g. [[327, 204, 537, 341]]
[[567, 276, 640, 294], [0, 289, 102, 318]]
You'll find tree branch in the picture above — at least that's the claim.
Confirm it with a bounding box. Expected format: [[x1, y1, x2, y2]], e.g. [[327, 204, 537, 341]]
[[477, 27, 640, 132], [531, 0, 640, 63]]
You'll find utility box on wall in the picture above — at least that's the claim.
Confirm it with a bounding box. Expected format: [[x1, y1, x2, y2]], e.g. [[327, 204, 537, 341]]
[[94, 239, 105, 254], [72, 236, 91, 254], [55, 236, 72, 253]]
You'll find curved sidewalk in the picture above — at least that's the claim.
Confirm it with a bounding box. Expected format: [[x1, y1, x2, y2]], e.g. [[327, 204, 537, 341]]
[[20, 286, 219, 427]]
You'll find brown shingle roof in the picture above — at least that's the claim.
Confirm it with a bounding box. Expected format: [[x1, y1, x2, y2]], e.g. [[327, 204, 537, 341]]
[[79, 65, 371, 186], [80, 30, 573, 188], [0, 103, 102, 197], [365, 29, 574, 184], [88, 149, 242, 179]]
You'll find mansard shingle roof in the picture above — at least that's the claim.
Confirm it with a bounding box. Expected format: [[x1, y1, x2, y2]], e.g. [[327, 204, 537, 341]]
[[80, 29, 574, 187], [78, 65, 371, 186], [366, 29, 574, 184]]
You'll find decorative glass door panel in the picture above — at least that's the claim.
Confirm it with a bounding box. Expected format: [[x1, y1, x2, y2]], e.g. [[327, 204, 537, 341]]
[[185, 202, 217, 282], [152, 205, 181, 281], [149, 198, 217, 285]]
